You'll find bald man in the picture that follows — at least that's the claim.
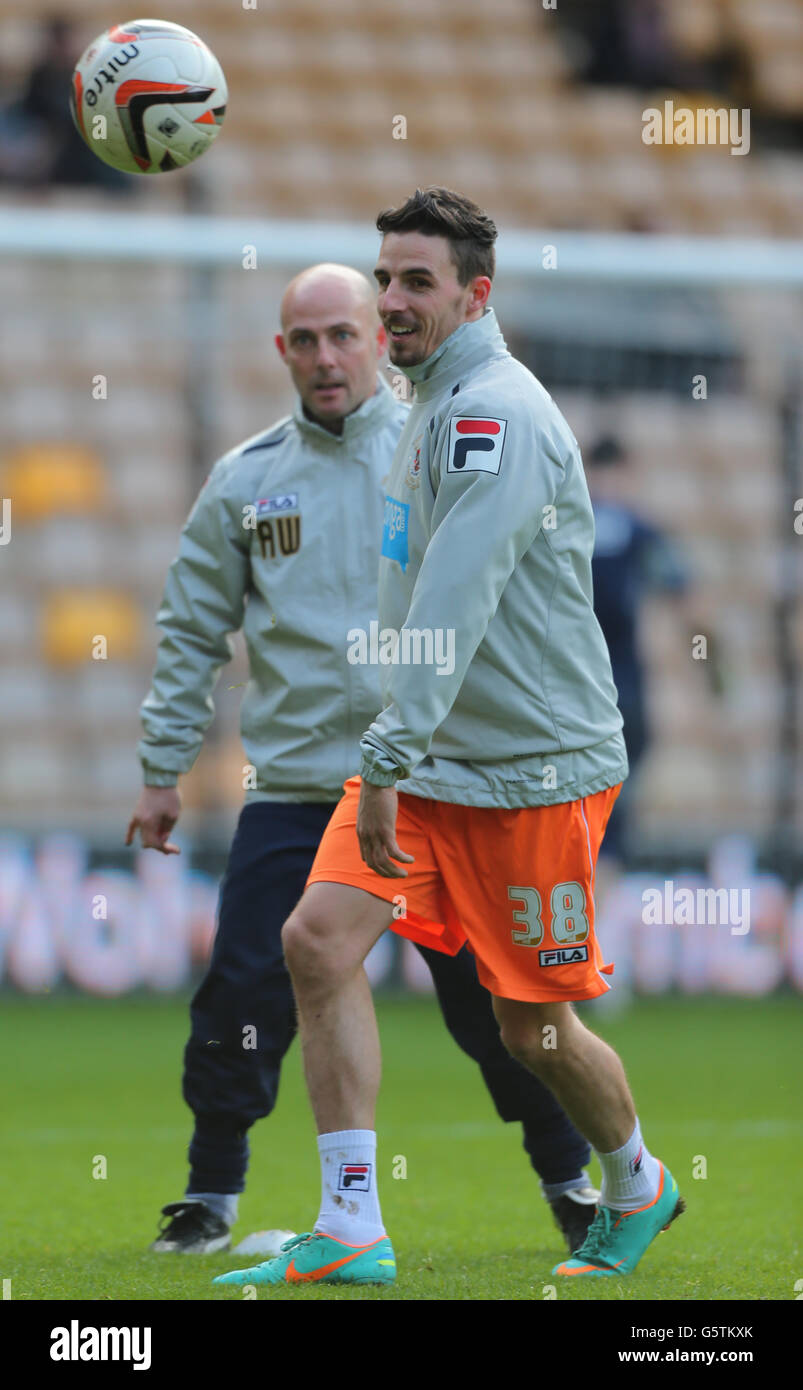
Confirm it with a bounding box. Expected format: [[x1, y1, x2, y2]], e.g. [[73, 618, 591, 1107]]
[[128, 265, 599, 1257]]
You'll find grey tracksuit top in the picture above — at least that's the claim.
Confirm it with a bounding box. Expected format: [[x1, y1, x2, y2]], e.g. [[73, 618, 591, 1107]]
[[358, 308, 629, 808], [138, 375, 406, 802]]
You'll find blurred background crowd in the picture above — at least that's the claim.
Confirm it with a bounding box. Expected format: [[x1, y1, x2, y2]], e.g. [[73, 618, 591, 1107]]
[[0, 0, 801, 996]]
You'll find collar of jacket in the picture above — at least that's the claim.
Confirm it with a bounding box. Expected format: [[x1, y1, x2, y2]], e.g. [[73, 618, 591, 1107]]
[[293, 371, 398, 449], [399, 307, 507, 404]]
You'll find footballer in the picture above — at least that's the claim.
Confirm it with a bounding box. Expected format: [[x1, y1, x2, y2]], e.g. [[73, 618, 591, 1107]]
[[215, 189, 684, 1291]]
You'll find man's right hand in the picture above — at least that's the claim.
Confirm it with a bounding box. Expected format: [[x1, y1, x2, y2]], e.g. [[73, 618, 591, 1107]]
[[125, 786, 182, 855]]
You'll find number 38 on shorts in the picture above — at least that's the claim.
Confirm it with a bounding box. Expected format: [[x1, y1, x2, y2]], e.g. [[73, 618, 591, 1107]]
[[507, 882, 590, 947]]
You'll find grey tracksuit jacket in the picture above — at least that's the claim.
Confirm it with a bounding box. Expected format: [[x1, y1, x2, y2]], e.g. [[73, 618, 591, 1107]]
[[138, 375, 407, 801], [358, 309, 629, 808]]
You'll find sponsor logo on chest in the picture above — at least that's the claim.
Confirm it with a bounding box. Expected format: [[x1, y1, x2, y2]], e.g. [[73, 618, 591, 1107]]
[[381, 495, 409, 571]]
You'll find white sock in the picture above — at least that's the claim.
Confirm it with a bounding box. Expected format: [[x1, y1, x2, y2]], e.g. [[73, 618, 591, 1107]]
[[597, 1119, 661, 1211], [314, 1129, 385, 1245]]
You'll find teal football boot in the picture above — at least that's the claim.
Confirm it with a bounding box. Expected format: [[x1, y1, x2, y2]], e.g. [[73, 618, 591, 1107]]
[[552, 1163, 685, 1278], [213, 1230, 396, 1287]]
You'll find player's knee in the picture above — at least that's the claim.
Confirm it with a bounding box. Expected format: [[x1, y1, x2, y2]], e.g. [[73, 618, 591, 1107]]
[[498, 1016, 542, 1069], [281, 907, 342, 990], [496, 1002, 573, 1074], [280, 910, 318, 976]]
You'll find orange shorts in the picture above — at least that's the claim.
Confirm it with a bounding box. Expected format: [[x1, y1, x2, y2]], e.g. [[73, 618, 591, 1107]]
[[306, 776, 622, 1003]]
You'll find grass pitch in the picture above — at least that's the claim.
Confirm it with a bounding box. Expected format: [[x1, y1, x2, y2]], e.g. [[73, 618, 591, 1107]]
[[2, 992, 800, 1302]]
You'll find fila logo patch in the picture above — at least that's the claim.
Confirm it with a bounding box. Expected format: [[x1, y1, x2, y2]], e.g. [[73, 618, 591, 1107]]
[[538, 946, 589, 966], [447, 416, 507, 475], [255, 493, 298, 515], [338, 1163, 372, 1192]]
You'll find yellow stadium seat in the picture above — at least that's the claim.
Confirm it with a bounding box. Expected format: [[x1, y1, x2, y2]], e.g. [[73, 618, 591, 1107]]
[[41, 590, 143, 667], [0, 444, 107, 524]]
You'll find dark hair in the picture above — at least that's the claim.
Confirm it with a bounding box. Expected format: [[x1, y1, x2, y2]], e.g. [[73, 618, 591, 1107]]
[[376, 187, 497, 286]]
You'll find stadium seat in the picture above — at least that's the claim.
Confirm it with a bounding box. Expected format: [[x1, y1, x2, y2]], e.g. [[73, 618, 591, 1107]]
[[40, 590, 144, 667], [2, 737, 73, 807], [0, 443, 107, 523], [0, 665, 54, 723]]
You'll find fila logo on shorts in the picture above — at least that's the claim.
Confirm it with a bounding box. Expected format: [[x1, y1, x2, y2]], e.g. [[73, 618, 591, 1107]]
[[447, 416, 507, 475], [538, 946, 590, 966], [339, 1164, 372, 1191]]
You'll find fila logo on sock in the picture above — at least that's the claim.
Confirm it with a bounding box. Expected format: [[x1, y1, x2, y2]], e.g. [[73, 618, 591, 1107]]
[[630, 1145, 644, 1176], [338, 1163, 372, 1192], [447, 416, 507, 475]]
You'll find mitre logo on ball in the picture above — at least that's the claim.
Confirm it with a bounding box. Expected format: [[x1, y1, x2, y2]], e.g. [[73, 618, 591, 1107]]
[[70, 18, 227, 174]]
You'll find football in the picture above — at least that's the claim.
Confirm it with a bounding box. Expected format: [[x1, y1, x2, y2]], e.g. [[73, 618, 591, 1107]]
[[231, 1229, 298, 1258], [69, 18, 226, 174]]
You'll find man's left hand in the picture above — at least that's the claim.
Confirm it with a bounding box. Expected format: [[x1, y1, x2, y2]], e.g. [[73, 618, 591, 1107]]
[[356, 781, 415, 878]]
